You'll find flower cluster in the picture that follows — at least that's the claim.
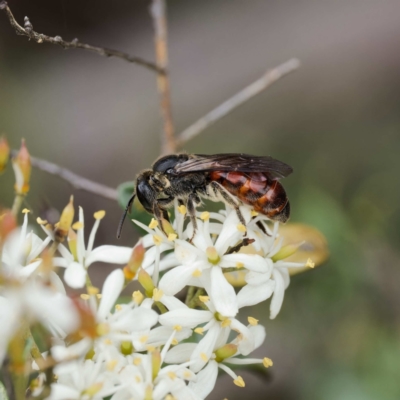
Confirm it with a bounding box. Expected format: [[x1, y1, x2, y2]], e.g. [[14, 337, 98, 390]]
[[0, 197, 314, 399]]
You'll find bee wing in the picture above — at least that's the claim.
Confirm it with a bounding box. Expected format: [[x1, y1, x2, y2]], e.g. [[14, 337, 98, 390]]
[[174, 153, 293, 179]]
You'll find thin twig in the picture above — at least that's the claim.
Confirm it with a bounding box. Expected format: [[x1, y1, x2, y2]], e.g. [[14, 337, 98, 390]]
[[10, 150, 118, 201], [150, 0, 176, 154], [177, 58, 301, 146], [0, 1, 161, 73]]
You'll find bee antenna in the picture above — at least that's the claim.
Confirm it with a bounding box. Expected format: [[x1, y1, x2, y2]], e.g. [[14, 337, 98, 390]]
[[117, 193, 136, 239]]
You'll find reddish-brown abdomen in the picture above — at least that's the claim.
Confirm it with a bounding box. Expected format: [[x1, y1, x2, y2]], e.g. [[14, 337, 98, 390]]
[[209, 171, 290, 222]]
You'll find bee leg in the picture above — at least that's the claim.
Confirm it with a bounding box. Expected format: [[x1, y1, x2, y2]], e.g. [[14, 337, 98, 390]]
[[256, 220, 271, 236], [152, 202, 170, 235], [187, 193, 200, 242], [210, 182, 247, 234]]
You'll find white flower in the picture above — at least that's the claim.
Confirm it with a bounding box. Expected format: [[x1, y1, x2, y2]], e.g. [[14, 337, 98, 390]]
[[49, 208, 132, 288]]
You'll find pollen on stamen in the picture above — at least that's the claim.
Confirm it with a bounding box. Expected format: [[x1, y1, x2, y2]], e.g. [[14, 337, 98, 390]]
[[199, 295, 210, 303], [168, 233, 177, 241], [168, 371, 177, 380], [171, 338, 179, 345], [72, 221, 84, 230], [178, 205, 187, 215], [233, 376, 245, 387], [22, 208, 30, 214], [139, 335, 149, 344], [200, 352, 208, 362], [80, 294, 90, 300], [115, 304, 122, 311], [153, 235, 162, 246], [132, 290, 144, 304], [194, 327, 204, 335], [173, 325, 182, 332], [263, 357, 273, 368], [200, 211, 210, 221], [306, 258, 315, 268], [236, 262, 244, 268], [221, 319, 231, 328], [96, 294, 102, 299], [183, 371, 193, 379], [146, 345, 155, 352], [94, 210, 106, 220], [237, 223, 247, 233], [106, 360, 118, 371], [149, 218, 158, 229], [251, 210, 258, 217], [152, 288, 164, 301], [248, 316, 259, 326], [36, 217, 47, 225], [192, 269, 202, 277], [87, 286, 99, 295], [133, 358, 142, 366]]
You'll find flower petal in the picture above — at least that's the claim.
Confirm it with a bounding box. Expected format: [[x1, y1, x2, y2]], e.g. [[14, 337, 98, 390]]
[[159, 309, 212, 329], [164, 343, 197, 364], [97, 269, 124, 320], [237, 281, 275, 308], [159, 264, 198, 295], [64, 262, 87, 289], [210, 267, 238, 317], [189, 360, 218, 399], [231, 318, 254, 356], [85, 245, 132, 266], [270, 269, 285, 319], [220, 254, 271, 273]]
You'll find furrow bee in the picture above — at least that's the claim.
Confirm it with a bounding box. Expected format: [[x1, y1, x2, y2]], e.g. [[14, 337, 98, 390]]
[[117, 153, 292, 238]]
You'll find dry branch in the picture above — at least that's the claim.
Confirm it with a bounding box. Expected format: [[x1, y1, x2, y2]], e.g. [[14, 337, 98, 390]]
[[177, 58, 301, 146], [10, 150, 118, 201], [150, 0, 176, 154], [0, 1, 161, 73]]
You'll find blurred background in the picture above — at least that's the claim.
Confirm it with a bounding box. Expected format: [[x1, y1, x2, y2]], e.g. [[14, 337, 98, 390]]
[[1, 0, 400, 398]]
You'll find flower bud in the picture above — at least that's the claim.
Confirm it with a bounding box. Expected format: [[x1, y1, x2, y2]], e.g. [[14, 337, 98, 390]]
[[0, 136, 10, 173], [272, 242, 303, 262], [55, 196, 75, 243], [214, 343, 238, 362], [123, 242, 145, 281], [0, 209, 16, 243], [12, 139, 31, 195], [138, 268, 155, 298]]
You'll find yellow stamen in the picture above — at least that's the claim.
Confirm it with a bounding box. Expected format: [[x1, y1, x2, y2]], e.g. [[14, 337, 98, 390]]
[[135, 376, 141, 383], [200, 211, 210, 221], [96, 323, 110, 336], [87, 286, 99, 295], [171, 338, 179, 345], [115, 304, 122, 311], [168, 371, 177, 380], [140, 335, 149, 344], [149, 218, 158, 229], [103, 339, 112, 345], [200, 352, 208, 362], [96, 294, 102, 299], [183, 371, 192, 379], [194, 327, 204, 335], [93, 210, 105, 220], [106, 360, 118, 371], [173, 325, 182, 332], [221, 319, 231, 328], [199, 295, 209, 303], [251, 210, 258, 217], [192, 269, 202, 277], [146, 345, 156, 352], [36, 217, 47, 225], [233, 376, 245, 387], [132, 290, 144, 305], [306, 258, 315, 268], [80, 294, 90, 300], [152, 288, 164, 302], [236, 262, 244, 268], [22, 208, 30, 214], [133, 358, 142, 366], [248, 317, 259, 326], [178, 205, 187, 215], [168, 233, 177, 241], [153, 235, 162, 246], [263, 357, 273, 368], [72, 221, 84, 230], [83, 382, 103, 396], [237, 223, 246, 233]]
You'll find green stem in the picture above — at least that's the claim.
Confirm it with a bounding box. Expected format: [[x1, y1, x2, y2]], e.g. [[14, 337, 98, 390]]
[[11, 194, 25, 216], [188, 288, 208, 310], [185, 286, 196, 306]]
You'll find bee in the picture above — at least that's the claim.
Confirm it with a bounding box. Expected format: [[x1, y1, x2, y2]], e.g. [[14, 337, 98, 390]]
[[117, 153, 292, 238]]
